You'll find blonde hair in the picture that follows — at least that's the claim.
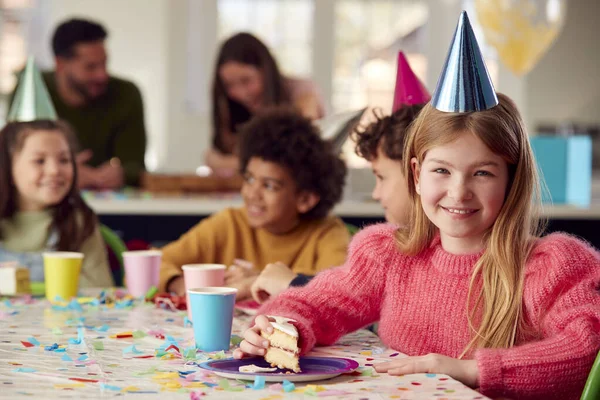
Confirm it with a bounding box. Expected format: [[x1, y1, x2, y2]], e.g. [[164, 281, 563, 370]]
[[397, 93, 545, 356]]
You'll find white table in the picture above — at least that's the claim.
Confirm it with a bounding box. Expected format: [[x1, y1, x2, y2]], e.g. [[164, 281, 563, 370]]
[[0, 294, 488, 399]]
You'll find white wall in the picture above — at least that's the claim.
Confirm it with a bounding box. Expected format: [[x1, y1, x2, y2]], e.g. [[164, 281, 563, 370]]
[[39, 0, 170, 171], [162, 0, 218, 173], [526, 0, 600, 129]]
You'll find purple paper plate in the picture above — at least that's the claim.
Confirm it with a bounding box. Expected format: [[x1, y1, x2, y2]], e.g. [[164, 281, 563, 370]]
[[199, 356, 359, 382]]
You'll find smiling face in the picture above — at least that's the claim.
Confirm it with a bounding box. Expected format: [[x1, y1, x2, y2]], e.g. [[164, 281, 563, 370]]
[[11, 130, 74, 212], [241, 157, 318, 234], [411, 131, 509, 254], [371, 148, 410, 225], [219, 61, 265, 112], [57, 41, 109, 101]]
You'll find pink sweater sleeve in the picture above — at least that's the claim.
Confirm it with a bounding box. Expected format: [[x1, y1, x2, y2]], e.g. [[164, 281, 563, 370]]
[[476, 233, 600, 400], [258, 224, 397, 354]]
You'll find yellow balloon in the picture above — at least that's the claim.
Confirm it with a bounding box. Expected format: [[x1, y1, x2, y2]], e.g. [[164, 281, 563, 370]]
[[475, 0, 566, 75]]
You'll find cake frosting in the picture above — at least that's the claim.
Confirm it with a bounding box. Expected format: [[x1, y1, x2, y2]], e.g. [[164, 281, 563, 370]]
[[238, 365, 278, 373], [269, 316, 298, 338]]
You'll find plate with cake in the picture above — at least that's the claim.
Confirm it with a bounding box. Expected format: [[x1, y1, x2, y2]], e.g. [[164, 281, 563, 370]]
[[199, 316, 359, 382], [199, 356, 359, 382]]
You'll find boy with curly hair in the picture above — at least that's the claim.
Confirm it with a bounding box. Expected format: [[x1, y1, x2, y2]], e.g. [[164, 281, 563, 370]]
[[250, 53, 431, 304], [354, 52, 430, 225], [159, 107, 349, 300], [354, 105, 424, 225]]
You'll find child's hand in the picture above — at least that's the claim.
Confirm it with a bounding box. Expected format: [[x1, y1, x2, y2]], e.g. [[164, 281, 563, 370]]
[[225, 259, 259, 285], [166, 276, 186, 296], [251, 262, 296, 304], [233, 315, 274, 359], [227, 275, 257, 300], [374, 354, 479, 388]]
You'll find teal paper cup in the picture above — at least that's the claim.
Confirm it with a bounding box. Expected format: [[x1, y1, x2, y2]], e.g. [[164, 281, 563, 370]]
[[188, 287, 238, 351]]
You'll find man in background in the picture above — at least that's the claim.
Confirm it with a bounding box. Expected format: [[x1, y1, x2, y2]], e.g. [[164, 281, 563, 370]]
[[16, 18, 147, 188]]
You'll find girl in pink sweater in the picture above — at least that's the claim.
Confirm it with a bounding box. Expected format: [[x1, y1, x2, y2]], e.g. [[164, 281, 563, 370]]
[[235, 12, 600, 399], [233, 93, 600, 399]]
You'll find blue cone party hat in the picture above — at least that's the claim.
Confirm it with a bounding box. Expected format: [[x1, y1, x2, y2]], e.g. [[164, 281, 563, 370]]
[[7, 56, 57, 122], [431, 11, 498, 113]]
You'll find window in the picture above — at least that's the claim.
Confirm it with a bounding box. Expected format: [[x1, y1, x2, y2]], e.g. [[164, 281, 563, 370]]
[[332, 0, 429, 167], [332, 0, 429, 114], [217, 0, 314, 78]]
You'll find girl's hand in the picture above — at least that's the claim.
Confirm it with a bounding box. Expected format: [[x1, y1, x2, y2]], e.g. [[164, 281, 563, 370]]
[[374, 354, 479, 388], [233, 315, 274, 359]]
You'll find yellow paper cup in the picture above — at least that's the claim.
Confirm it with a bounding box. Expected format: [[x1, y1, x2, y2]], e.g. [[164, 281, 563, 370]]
[[43, 252, 84, 301]]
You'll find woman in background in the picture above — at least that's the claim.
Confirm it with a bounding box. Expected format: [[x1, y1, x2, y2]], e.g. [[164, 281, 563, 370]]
[[207, 32, 324, 173]]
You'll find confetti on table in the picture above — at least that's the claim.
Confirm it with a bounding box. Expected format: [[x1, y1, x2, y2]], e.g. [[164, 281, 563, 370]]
[[282, 380, 295, 392], [252, 376, 265, 390], [95, 325, 110, 332], [92, 341, 104, 351], [69, 377, 99, 383], [13, 367, 37, 373], [269, 383, 283, 392], [51, 327, 63, 335], [218, 379, 244, 392], [68, 299, 83, 312], [123, 385, 143, 392], [68, 327, 85, 345], [44, 343, 59, 351], [115, 299, 133, 309], [54, 383, 85, 389], [100, 383, 122, 391], [61, 354, 72, 362], [230, 335, 243, 346], [183, 346, 197, 360], [123, 345, 143, 355], [134, 366, 157, 376], [145, 286, 158, 299], [132, 330, 146, 338], [78, 355, 89, 361], [110, 331, 133, 339], [20, 341, 34, 348], [26, 337, 40, 346], [209, 350, 226, 360]]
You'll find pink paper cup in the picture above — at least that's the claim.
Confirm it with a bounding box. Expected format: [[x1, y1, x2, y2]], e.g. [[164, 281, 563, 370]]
[[182, 264, 226, 320], [123, 250, 162, 297]]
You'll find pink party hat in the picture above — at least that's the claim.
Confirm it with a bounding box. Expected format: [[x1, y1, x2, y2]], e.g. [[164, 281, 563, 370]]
[[392, 52, 431, 112]]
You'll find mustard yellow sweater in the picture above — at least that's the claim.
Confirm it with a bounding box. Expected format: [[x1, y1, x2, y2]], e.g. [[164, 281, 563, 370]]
[[159, 208, 350, 292]]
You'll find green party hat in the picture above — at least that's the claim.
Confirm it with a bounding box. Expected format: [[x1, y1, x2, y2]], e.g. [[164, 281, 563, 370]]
[[7, 56, 58, 122]]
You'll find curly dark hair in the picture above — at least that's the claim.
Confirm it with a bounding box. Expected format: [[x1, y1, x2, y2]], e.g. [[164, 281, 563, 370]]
[[354, 104, 425, 161], [239, 107, 347, 220]]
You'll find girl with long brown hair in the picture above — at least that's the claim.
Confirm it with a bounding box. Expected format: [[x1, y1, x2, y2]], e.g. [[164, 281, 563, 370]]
[[0, 120, 113, 288], [206, 32, 324, 173]]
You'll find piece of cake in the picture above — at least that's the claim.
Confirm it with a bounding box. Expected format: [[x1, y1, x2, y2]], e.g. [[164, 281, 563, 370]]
[[261, 316, 301, 373], [0, 263, 30, 296]]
